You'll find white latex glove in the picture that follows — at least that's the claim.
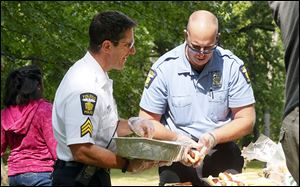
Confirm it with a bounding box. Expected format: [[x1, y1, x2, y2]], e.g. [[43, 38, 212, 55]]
[[176, 145, 193, 167], [128, 117, 155, 138], [128, 159, 158, 173], [173, 134, 203, 167], [198, 132, 217, 155], [175, 134, 200, 148]]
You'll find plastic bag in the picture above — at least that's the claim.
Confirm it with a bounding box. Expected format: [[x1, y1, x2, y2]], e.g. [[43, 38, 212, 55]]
[[241, 134, 297, 186]]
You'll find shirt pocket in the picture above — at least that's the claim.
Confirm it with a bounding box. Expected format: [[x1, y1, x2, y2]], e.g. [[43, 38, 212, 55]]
[[208, 89, 229, 122], [170, 95, 192, 125]]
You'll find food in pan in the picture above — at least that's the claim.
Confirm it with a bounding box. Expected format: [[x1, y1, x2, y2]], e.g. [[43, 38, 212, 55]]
[[206, 172, 246, 186], [204, 172, 281, 186]]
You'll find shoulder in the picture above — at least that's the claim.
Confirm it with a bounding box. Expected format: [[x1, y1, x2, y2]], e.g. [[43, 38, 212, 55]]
[[152, 44, 183, 70], [215, 47, 244, 66], [63, 61, 99, 90], [36, 99, 53, 113], [215, 47, 251, 83], [68, 59, 94, 78], [38, 99, 52, 106]]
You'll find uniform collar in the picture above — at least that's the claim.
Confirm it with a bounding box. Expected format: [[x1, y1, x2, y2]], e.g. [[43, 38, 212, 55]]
[[83, 51, 110, 88]]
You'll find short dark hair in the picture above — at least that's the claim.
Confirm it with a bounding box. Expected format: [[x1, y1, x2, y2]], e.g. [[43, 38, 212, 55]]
[[3, 65, 43, 107], [88, 10, 137, 53]]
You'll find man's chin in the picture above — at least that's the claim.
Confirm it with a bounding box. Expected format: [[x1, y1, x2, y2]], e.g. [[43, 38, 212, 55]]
[[115, 65, 125, 71], [193, 59, 208, 65]]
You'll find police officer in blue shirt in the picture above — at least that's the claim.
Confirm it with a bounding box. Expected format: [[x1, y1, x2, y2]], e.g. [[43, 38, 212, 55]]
[[139, 10, 256, 185]]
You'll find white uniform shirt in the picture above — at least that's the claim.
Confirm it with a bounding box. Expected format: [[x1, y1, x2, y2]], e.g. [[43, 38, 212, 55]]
[[52, 52, 119, 161]]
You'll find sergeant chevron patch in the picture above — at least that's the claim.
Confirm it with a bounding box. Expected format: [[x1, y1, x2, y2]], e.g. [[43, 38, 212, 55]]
[[81, 118, 93, 137]]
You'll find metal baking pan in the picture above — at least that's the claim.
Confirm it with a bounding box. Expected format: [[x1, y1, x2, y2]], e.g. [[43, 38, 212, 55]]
[[114, 137, 185, 161]]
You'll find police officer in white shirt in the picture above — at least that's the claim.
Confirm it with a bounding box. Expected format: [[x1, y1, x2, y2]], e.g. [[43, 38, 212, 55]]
[[51, 10, 163, 186], [52, 10, 202, 186], [139, 10, 256, 185]]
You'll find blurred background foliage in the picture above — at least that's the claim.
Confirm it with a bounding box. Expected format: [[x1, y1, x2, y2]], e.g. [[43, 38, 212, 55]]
[[1, 1, 285, 146]]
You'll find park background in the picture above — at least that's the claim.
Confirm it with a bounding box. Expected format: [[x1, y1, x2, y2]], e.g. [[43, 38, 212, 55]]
[[1, 1, 286, 185]]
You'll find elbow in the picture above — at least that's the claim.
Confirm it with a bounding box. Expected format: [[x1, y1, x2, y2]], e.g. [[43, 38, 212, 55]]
[[242, 110, 256, 136], [247, 113, 256, 134], [247, 105, 256, 131], [69, 143, 90, 163], [72, 152, 85, 163], [251, 110, 256, 129]]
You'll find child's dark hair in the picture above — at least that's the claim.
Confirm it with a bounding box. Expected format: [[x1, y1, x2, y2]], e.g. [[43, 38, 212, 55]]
[[3, 65, 43, 107]]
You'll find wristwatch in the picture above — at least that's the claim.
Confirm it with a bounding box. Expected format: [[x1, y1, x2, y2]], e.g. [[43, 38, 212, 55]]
[[122, 158, 130, 173]]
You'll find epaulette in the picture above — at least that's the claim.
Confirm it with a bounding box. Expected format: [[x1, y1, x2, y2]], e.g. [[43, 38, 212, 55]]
[[164, 56, 179, 62], [216, 48, 234, 59], [216, 48, 243, 65], [154, 56, 179, 69]]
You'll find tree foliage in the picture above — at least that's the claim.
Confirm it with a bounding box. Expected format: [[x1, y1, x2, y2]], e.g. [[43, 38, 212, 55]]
[[1, 1, 285, 144]]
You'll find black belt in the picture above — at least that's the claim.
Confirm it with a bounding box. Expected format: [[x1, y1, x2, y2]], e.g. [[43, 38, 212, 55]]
[[54, 159, 110, 173], [55, 159, 84, 168]]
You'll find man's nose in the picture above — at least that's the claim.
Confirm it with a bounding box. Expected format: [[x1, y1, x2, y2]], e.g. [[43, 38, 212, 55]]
[[129, 46, 136, 55]]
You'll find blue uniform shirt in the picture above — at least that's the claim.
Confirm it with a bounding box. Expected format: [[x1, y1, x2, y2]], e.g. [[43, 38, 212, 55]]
[[140, 43, 255, 139]]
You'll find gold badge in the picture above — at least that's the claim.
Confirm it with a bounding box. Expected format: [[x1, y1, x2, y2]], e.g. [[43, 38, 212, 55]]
[[240, 65, 250, 84], [144, 69, 157, 89], [81, 118, 93, 137], [212, 71, 222, 88], [80, 93, 97, 116]]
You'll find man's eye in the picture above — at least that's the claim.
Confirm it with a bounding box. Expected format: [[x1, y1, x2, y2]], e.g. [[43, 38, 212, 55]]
[[126, 43, 131, 48], [192, 45, 201, 50]]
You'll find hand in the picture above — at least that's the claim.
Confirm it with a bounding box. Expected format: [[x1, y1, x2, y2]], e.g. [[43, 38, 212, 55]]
[[127, 159, 158, 173], [174, 146, 205, 167], [198, 132, 217, 155], [175, 134, 200, 148], [173, 134, 203, 167], [186, 149, 206, 167], [128, 117, 155, 138]]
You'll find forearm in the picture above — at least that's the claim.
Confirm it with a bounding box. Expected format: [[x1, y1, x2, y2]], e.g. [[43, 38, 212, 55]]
[[116, 119, 132, 137], [69, 143, 127, 169], [212, 104, 255, 144], [213, 117, 254, 144], [139, 108, 178, 141], [152, 120, 178, 141]]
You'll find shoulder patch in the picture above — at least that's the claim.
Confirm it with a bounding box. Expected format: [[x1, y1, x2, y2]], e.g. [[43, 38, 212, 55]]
[[81, 118, 93, 137], [144, 69, 157, 89], [80, 93, 97, 116], [239, 65, 251, 84]]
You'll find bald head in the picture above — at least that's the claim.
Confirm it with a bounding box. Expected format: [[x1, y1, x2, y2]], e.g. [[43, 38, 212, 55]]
[[186, 10, 219, 41]]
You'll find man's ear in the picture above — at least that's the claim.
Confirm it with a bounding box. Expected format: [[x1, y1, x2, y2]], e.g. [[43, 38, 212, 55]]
[[216, 33, 220, 42], [184, 29, 188, 40], [101, 40, 112, 52]]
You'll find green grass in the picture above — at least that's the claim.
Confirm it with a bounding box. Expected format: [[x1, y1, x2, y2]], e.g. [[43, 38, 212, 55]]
[[1, 159, 265, 186], [110, 160, 265, 186], [1, 157, 265, 186], [111, 166, 160, 186], [243, 159, 266, 172]]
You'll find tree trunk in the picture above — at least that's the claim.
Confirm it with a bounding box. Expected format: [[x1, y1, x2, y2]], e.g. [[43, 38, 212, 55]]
[[264, 109, 270, 137]]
